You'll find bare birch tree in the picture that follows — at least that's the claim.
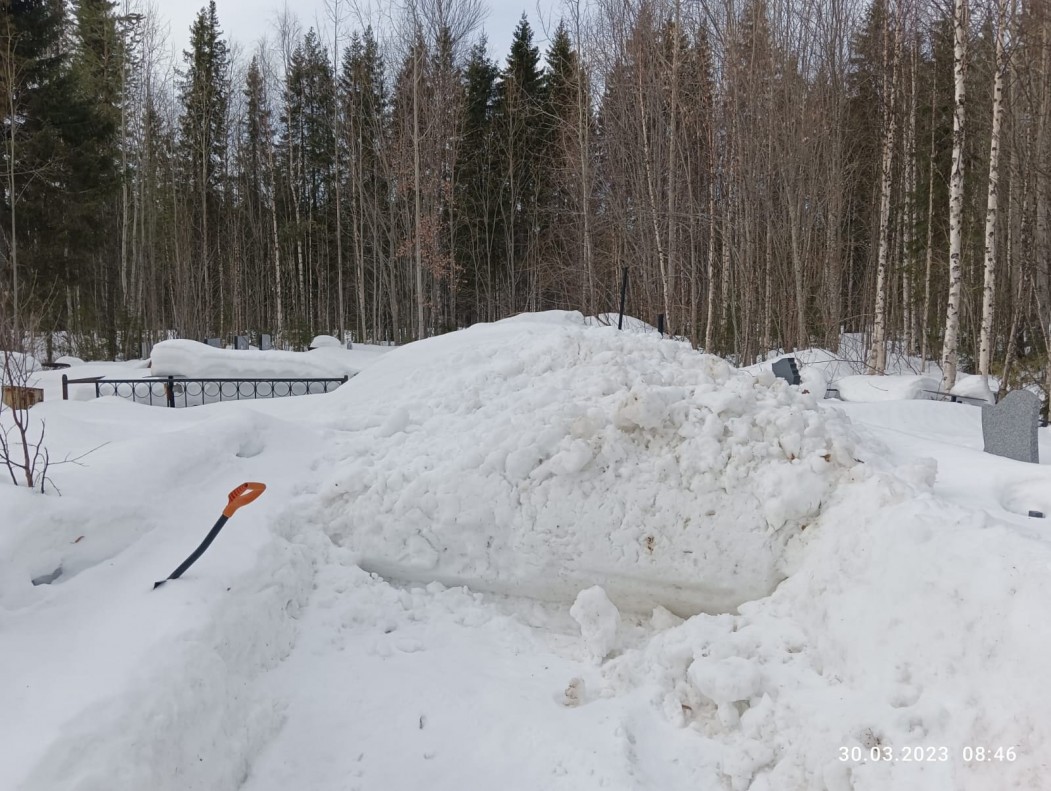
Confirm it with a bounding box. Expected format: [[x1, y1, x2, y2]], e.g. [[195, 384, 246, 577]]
[[940, 0, 968, 392], [978, 0, 1011, 386]]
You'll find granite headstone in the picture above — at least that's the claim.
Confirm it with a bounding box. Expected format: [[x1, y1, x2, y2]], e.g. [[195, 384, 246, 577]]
[[772, 357, 801, 386], [982, 389, 1040, 463], [235, 335, 249, 350], [260, 334, 273, 351]]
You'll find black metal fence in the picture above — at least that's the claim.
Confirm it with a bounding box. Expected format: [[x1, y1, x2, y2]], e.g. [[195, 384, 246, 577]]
[[62, 374, 349, 407]]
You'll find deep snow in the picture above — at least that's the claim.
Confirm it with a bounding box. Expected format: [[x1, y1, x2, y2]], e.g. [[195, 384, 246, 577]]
[[2, 312, 1049, 791]]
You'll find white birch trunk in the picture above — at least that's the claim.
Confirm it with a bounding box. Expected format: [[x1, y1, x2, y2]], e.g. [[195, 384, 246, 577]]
[[868, 1, 899, 375], [664, 0, 680, 335], [413, 43, 425, 340], [979, 0, 1009, 382], [921, 85, 936, 366], [940, 0, 968, 392]]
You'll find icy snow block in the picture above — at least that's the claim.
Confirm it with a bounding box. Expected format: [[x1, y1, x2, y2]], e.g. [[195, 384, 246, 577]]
[[982, 390, 1039, 464], [772, 357, 801, 386]]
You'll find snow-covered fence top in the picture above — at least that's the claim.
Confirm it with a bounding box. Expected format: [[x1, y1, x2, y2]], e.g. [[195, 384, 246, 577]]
[[150, 339, 361, 380]]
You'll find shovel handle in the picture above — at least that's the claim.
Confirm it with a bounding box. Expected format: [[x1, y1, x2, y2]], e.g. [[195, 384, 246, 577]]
[[222, 481, 266, 517]]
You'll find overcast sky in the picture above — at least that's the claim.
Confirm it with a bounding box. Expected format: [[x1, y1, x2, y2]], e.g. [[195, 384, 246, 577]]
[[159, 0, 560, 66]]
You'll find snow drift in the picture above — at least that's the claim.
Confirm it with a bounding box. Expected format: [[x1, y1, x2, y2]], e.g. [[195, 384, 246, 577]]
[[150, 339, 360, 379], [836, 374, 939, 402], [310, 311, 863, 614]]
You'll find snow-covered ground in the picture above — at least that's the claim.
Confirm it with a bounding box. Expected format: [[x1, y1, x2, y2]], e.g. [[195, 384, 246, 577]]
[[2, 312, 1049, 790]]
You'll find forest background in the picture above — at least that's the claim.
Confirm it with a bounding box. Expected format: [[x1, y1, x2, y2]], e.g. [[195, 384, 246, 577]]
[[0, 0, 1043, 395]]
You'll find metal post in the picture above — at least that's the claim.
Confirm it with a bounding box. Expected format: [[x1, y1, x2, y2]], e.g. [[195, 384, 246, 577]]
[[62, 374, 68, 401], [617, 268, 628, 330], [166, 376, 176, 408]]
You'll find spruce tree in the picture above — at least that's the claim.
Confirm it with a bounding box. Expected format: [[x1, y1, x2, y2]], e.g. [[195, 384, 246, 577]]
[[340, 27, 386, 340], [179, 0, 229, 334], [455, 38, 499, 323], [494, 15, 547, 312], [280, 28, 336, 333], [70, 0, 124, 354], [0, 0, 77, 330]]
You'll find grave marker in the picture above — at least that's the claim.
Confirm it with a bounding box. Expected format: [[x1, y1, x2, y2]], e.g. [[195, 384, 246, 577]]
[[772, 357, 801, 386], [982, 389, 1040, 463]]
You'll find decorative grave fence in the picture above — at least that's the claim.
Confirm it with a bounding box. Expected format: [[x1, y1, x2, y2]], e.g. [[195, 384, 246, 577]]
[[62, 374, 350, 408]]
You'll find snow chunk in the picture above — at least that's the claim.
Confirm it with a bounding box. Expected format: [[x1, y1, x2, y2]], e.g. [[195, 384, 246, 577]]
[[571, 586, 621, 663], [687, 656, 762, 705]]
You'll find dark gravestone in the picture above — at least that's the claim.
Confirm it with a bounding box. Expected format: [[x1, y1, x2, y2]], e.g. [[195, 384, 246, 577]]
[[772, 357, 801, 386], [982, 389, 1040, 463], [234, 335, 249, 350], [31, 565, 63, 586], [204, 337, 222, 348], [260, 334, 273, 351]]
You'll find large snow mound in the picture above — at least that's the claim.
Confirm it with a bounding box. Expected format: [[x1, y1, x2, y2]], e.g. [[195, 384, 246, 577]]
[[599, 473, 1051, 790], [310, 311, 863, 614]]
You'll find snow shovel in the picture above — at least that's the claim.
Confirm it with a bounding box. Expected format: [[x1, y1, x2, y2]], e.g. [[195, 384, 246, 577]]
[[153, 482, 267, 589]]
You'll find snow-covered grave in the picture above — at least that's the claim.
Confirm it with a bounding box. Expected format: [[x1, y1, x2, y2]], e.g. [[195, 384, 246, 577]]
[[52, 340, 393, 408], [2, 311, 1050, 791], [150, 339, 363, 380]]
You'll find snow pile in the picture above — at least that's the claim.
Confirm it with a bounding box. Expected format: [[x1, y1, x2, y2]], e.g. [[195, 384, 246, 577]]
[[597, 471, 1051, 790], [309, 334, 343, 349], [586, 313, 660, 334], [570, 585, 621, 663], [150, 339, 360, 379], [311, 311, 863, 614], [1, 350, 40, 381], [0, 398, 327, 791], [836, 374, 939, 402], [950, 374, 996, 403], [742, 349, 848, 397]]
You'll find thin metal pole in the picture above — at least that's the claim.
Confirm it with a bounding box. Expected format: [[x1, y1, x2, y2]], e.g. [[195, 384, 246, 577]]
[[617, 268, 628, 330]]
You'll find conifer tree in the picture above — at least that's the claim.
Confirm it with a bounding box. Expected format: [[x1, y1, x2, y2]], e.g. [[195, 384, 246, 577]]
[[340, 27, 386, 341], [179, 0, 229, 335], [494, 15, 547, 312], [0, 0, 77, 331], [70, 0, 124, 354], [455, 38, 499, 323]]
